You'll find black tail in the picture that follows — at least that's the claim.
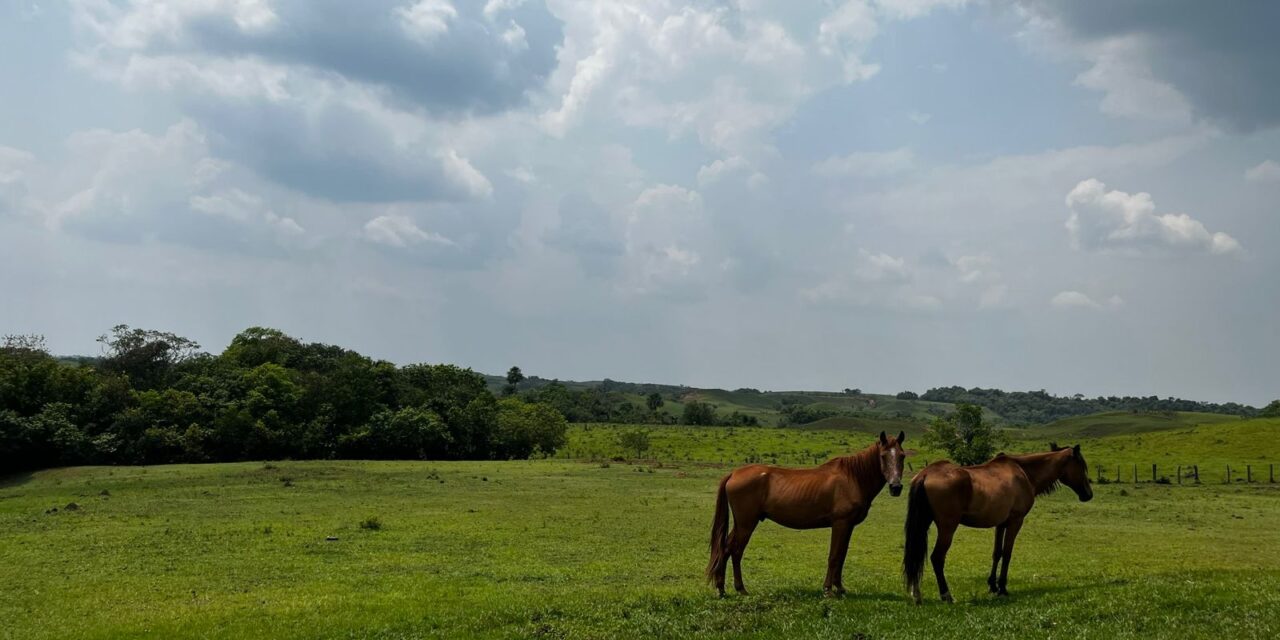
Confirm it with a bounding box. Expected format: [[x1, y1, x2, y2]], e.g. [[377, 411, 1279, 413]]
[[705, 474, 731, 584], [902, 476, 934, 597]]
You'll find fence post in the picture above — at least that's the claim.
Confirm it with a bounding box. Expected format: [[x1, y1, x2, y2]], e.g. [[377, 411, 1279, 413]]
[[1194, 465, 1200, 484], [1272, 464, 1275, 484], [1177, 465, 1182, 485], [1247, 465, 1252, 483], [1097, 466, 1103, 483], [1226, 465, 1231, 484], [1133, 463, 1138, 484], [1152, 463, 1157, 483]]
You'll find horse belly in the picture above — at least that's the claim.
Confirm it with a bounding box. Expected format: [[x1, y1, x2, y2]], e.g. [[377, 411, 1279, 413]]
[[961, 491, 1014, 528], [764, 501, 833, 530]]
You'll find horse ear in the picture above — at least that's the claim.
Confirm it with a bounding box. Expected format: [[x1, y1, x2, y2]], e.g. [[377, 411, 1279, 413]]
[[1049, 441, 1059, 451], [897, 430, 906, 444], [1073, 444, 1081, 457], [879, 431, 888, 445]]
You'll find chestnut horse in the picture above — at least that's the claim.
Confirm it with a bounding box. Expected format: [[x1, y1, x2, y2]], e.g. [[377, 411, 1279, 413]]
[[902, 443, 1093, 603], [706, 431, 906, 597]]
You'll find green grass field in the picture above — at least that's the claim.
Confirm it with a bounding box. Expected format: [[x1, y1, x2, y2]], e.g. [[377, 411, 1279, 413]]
[[561, 416, 1280, 477], [3, 416, 1279, 638]]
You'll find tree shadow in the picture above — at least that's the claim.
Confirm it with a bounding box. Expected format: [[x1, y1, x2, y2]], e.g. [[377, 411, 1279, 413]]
[[0, 471, 34, 489]]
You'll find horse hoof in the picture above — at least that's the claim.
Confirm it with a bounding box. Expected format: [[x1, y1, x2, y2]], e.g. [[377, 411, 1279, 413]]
[[940, 592, 954, 603], [997, 589, 1009, 597]]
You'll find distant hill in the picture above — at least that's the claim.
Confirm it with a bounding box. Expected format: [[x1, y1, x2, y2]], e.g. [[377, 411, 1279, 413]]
[[1028, 410, 1241, 440], [484, 373, 1259, 428]]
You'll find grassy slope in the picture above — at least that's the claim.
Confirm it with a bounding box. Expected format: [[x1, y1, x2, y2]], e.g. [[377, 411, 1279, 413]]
[[2, 460, 1277, 639], [562, 417, 1280, 474], [1030, 411, 1240, 440]]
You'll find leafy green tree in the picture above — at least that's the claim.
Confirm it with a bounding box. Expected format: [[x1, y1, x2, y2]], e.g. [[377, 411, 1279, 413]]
[[97, 325, 201, 390], [618, 429, 651, 459], [646, 392, 664, 411], [922, 403, 1004, 465], [681, 401, 718, 426], [222, 327, 302, 368], [896, 390, 919, 400], [340, 406, 452, 460], [1261, 400, 1280, 418], [493, 398, 567, 459]]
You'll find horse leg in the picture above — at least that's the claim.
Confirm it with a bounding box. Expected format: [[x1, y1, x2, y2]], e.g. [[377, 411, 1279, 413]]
[[996, 517, 1024, 596], [987, 524, 1007, 593], [930, 521, 957, 603], [823, 519, 854, 596], [713, 532, 730, 597], [730, 519, 759, 595]]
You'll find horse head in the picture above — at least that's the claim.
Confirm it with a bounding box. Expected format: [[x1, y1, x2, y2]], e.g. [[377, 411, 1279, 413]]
[[878, 430, 907, 496], [1050, 442, 1093, 502]]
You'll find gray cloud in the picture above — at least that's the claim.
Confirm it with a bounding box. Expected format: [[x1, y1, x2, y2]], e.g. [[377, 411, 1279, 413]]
[[1023, 0, 1280, 131], [77, 0, 562, 116]]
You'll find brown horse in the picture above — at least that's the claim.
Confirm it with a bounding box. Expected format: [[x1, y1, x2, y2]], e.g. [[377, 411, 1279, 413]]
[[706, 431, 907, 597], [902, 443, 1092, 603]]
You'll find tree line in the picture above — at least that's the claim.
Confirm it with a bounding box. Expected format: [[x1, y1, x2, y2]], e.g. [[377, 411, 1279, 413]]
[[0, 327, 567, 472], [919, 386, 1261, 425]]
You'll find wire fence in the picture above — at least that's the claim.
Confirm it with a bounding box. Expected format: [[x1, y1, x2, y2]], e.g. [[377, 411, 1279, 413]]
[[1088, 463, 1277, 485], [559, 448, 1278, 486]]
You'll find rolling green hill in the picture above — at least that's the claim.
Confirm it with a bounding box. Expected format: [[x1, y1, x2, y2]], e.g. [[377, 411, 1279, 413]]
[[1027, 411, 1241, 440]]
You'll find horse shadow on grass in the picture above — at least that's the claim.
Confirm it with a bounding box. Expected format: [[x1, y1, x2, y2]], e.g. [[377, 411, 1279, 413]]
[[754, 578, 1123, 607], [933, 579, 1125, 607], [764, 586, 905, 604]]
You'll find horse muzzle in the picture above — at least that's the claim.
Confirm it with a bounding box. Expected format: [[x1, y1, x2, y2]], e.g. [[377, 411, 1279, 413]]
[[889, 483, 903, 497]]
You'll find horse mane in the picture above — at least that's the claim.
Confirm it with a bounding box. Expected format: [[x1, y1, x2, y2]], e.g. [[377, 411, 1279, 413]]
[[1009, 450, 1066, 496], [837, 443, 884, 488], [1036, 478, 1061, 496]]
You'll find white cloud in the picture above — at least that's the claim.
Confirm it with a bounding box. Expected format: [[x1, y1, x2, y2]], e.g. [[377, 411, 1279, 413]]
[[1050, 290, 1123, 310], [0, 146, 35, 215], [190, 189, 305, 237], [504, 166, 536, 184], [874, 0, 969, 21], [854, 250, 912, 284], [953, 254, 995, 284], [1245, 160, 1280, 183], [540, 0, 958, 156], [619, 184, 719, 297], [500, 20, 528, 51], [1065, 178, 1242, 256], [1071, 37, 1192, 126], [397, 0, 458, 43], [814, 148, 914, 178], [697, 156, 767, 188], [979, 284, 1008, 309], [906, 110, 932, 125], [363, 214, 455, 248], [483, 0, 524, 21], [1050, 290, 1099, 309]]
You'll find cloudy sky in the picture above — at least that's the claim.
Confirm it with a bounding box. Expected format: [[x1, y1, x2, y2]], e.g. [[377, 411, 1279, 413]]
[[2, 1, 1278, 404]]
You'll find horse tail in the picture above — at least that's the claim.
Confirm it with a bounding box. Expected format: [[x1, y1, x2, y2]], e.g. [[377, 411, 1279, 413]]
[[705, 473, 732, 584], [903, 473, 934, 596]]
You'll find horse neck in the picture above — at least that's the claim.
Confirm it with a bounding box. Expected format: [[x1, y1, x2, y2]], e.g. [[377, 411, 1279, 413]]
[[840, 445, 885, 493], [1012, 450, 1068, 495]]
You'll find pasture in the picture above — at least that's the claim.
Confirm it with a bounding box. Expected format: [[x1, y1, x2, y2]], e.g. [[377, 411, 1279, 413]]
[[3, 418, 1279, 639]]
